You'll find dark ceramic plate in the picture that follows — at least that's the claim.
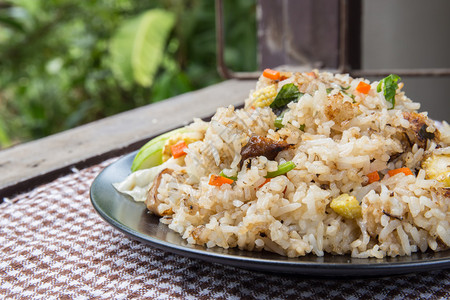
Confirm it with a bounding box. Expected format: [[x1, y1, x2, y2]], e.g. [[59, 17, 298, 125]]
[[90, 151, 450, 277]]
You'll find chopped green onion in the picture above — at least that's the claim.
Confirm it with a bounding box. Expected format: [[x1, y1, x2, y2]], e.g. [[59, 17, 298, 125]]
[[219, 170, 237, 181], [274, 111, 286, 129], [274, 116, 284, 129], [341, 90, 355, 100], [299, 124, 305, 131], [339, 90, 356, 103], [265, 161, 296, 178], [326, 87, 333, 94]]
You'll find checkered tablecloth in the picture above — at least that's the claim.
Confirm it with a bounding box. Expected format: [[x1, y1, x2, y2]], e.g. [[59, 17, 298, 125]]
[[1, 158, 449, 299]]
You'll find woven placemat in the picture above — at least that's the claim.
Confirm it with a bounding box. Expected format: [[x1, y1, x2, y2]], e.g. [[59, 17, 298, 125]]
[[1, 157, 449, 299]]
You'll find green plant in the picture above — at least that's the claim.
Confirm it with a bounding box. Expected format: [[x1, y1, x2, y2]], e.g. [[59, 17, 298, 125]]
[[0, 0, 257, 148]]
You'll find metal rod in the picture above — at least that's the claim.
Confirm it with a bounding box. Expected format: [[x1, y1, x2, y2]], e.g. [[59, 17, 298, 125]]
[[215, 0, 229, 79], [338, 0, 349, 73], [215, 0, 260, 80]]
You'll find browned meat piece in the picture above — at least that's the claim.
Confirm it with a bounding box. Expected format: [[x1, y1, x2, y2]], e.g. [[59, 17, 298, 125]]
[[402, 112, 440, 148], [146, 168, 174, 216], [240, 135, 290, 164], [325, 93, 359, 125]]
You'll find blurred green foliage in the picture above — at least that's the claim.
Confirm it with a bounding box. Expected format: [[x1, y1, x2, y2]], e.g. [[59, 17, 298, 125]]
[[0, 0, 257, 148]]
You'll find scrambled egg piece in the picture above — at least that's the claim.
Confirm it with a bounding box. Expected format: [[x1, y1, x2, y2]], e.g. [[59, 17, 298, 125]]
[[330, 194, 362, 219], [422, 153, 450, 187], [251, 84, 277, 107]]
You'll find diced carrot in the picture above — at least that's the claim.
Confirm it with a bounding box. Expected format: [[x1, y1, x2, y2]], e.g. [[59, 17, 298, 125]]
[[306, 71, 317, 78], [250, 106, 256, 110], [367, 171, 380, 184], [171, 141, 188, 158], [388, 167, 413, 177], [262, 68, 280, 80], [258, 178, 271, 188], [209, 175, 234, 186], [356, 81, 371, 94]]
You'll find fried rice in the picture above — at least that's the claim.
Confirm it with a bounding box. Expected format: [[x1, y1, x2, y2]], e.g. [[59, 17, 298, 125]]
[[115, 70, 450, 258]]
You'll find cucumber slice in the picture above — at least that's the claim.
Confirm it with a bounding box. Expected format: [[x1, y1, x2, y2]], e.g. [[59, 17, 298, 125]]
[[131, 127, 188, 172]]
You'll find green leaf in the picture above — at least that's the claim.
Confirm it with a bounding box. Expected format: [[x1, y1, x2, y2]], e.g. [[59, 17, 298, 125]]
[[0, 14, 25, 32], [269, 83, 301, 109], [110, 9, 175, 89], [8, 0, 40, 13], [132, 10, 175, 87], [377, 74, 401, 109]]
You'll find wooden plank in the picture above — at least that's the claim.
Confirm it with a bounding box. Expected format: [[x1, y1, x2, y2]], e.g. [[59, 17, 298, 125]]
[[0, 79, 255, 198]]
